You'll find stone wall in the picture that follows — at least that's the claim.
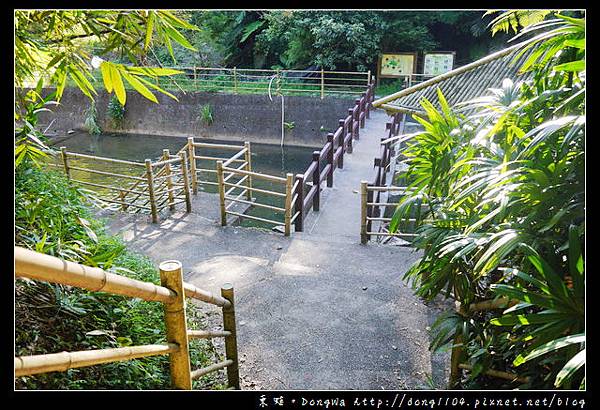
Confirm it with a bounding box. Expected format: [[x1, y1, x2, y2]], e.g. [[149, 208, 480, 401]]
[[38, 88, 357, 148]]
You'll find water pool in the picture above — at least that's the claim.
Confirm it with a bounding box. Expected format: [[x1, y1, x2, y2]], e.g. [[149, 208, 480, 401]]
[[49, 132, 317, 230]]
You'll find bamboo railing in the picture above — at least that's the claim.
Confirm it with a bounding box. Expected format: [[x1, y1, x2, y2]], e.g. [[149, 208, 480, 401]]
[[448, 298, 529, 387], [89, 65, 370, 99], [14, 246, 240, 389], [359, 112, 419, 244], [48, 147, 193, 223]]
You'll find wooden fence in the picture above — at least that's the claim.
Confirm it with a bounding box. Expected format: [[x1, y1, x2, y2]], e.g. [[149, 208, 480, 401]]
[[47, 140, 251, 224], [90, 65, 371, 99], [359, 112, 419, 243], [290, 83, 376, 233], [14, 246, 240, 389]]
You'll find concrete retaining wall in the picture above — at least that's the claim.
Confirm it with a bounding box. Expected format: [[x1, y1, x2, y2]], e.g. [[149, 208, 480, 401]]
[[38, 88, 356, 148]]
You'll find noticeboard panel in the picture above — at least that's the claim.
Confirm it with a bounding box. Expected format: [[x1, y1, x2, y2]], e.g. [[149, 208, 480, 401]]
[[423, 52, 455, 76]]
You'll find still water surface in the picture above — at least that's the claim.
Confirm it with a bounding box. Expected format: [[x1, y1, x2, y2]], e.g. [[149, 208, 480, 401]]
[[50, 132, 316, 229]]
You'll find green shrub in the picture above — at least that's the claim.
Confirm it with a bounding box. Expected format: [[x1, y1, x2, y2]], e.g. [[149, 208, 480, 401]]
[[106, 95, 125, 128], [15, 166, 223, 389], [198, 103, 214, 125]]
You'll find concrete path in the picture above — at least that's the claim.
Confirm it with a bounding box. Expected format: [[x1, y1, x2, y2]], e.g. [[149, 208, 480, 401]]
[[103, 110, 451, 390]]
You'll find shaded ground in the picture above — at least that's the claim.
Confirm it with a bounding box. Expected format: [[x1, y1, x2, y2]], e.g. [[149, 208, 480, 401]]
[[101, 110, 452, 390]]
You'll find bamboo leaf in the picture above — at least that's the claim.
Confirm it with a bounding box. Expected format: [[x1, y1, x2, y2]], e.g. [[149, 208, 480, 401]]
[[110, 65, 126, 105]]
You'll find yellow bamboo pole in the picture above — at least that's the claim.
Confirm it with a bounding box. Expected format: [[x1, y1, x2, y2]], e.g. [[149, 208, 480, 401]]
[[284, 173, 294, 236], [243, 142, 252, 201], [360, 181, 368, 244], [160, 260, 192, 390], [320, 68, 325, 99], [145, 159, 159, 223], [15, 247, 175, 303], [221, 283, 240, 389], [163, 149, 175, 211], [187, 137, 198, 195], [15, 344, 178, 377], [178, 151, 192, 213], [449, 302, 467, 388], [216, 160, 227, 226], [60, 147, 71, 179]]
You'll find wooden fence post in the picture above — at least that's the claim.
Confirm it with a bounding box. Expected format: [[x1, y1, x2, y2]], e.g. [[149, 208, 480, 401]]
[[360, 95, 366, 128], [244, 142, 253, 201], [187, 137, 197, 195], [221, 283, 240, 389], [294, 174, 304, 232], [159, 260, 192, 390], [179, 151, 192, 213], [284, 173, 294, 236], [312, 151, 321, 212], [163, 149, 176, 211], [320, 68, 325, 99], [348, 109, 355, 140], [216, 160, 227, 226], [119, 190, 127, 211], [233, 67, 238, 93], [337, 122, 344, 170], [366, 183, 374, 241], [326, 133, 334, 188], [360, 181, 368, 244], [60, 147, 71, 179], [145, 159, 159, 224]]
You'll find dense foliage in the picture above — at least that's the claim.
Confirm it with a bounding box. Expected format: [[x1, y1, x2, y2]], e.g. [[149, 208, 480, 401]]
[[154, 11, 506, 71], [390, 11, 585, 389], [15, 166, 225, 389]]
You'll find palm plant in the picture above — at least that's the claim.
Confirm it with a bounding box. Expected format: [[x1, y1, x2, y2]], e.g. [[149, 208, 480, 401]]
[[389, 10, 584, 388]]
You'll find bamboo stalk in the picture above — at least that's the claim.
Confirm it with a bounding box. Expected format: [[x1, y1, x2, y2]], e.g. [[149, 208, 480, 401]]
[[183, 282, 231, 307], [224, 175, 250, 197], [244, 142, 253, 201], [162, 150, 176, 211], [187, 330, 231, 339], [191, 142, 245, 150], [178, 151, 192, 213], [159, 260, 192, 390], [284, 173, 293, 236], [222, 148, 247, 168], [187, 137, 198, 195], [221, 165, 287, 183], [360, 181, 368, 244], [62, 151, 146, 167], [15, 344, 178, 377], [60, 147, 71, 179], [223, 181, 286, 197], [67, 166, 146, 181], [221, 283, 240, 389], [458, 364, 530, 384], [15, 247, 175, 303], [68, 179, 147, 195], [190, 360, 233, 381], [145, 159, 159, 223], [216, 161, 227, 226], [449, 303, 467, 388]]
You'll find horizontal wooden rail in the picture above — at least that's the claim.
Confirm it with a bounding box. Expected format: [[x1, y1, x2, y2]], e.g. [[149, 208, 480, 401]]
[[222, 148, 247, 167], [69, 179, 147, 196], [15, 344, 179, 377], [190, 360, 233, 380], [222, 165, 286, 183], [183, 282, 231, 308], [225, 195, 285, 212], [67, 166, 146, 181], [15, 247, 176, 303], [188, 330, 231, 339], [62, 151, 146, 167], [191, 142, 245, 150], [223, 181, 286, 197]]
